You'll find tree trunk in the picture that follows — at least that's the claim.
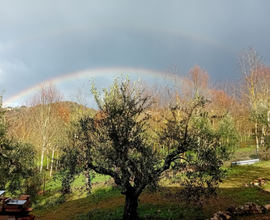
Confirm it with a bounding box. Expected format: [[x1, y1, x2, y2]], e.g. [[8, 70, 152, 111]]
[[47, 148, 49, 170], [40, 148, 45, 173], [261, 125, 265, 147], [84, 162, 91, 191], [122, 191, 139, 220], [37, 156, 39, 169], [40, 134, 47, 173], [50, 147, 55, 177], [255, 121, 259, 157], [56, 151, 59, 172]]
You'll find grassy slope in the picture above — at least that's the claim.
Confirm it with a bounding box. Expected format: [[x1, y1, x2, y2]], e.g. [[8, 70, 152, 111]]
[[33, 147, 270, 220]]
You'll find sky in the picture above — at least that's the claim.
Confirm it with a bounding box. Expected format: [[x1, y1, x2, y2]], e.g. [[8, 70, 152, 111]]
[[1, 0, 270, 108]]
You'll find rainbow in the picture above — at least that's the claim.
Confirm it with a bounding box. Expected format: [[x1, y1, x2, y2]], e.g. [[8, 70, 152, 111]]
[[2, 24, 236, 106], [3, 67, 168, 107], [0, 24, 236, 55]]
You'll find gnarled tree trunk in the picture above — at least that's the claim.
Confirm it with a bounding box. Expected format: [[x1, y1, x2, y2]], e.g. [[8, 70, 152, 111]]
[[123, 189, 139, 220]]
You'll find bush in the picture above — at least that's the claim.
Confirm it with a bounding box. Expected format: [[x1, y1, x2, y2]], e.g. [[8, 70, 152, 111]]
[[24, 170, 43, 204]]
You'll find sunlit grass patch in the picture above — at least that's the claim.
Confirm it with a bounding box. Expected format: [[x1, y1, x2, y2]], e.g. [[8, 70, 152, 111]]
[[222, 160, 270, 188], [235, 147, 256, 153], [34, 172, 114, 210], [42, 172, 111, 195]]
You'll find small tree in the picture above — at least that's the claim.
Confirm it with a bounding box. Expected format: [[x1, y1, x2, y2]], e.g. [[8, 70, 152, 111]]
[[59, 76, 234, 220]]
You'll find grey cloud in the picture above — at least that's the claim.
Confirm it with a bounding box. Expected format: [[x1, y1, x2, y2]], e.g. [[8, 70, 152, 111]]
[[0, 0, 270, 106]]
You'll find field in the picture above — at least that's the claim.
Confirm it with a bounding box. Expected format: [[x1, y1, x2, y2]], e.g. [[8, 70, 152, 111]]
[[29, 147, 270, 220]]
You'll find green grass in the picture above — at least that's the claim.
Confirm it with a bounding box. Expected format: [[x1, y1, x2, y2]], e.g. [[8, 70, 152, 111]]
[[34, 172, 112, 209], [225, 160, 270, 182], [217, 187, 270, 206], [44, 172, 110, 191], [235, 147, 255, 153], [32, 148, 270, 220], [90, 186, 121, 201], [33, 186, 123, 219], [73, 203, 207, 220]]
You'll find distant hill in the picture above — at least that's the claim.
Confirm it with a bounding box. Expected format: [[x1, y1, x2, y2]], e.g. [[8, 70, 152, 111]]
[[60, 101, 97, 116]]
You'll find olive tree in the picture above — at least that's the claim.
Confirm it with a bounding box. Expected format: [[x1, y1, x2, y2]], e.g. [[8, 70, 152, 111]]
[[58, 76, 235, 220]]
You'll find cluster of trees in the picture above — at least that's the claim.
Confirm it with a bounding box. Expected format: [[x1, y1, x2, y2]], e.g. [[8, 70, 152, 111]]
[[237, 47, 270, 154], [1, 47, 270, 219], [7, 83, 70, 176]]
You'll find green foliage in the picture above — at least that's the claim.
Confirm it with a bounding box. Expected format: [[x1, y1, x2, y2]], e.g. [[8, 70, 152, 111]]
[[58, 76, 237, 219], [158, 97, 237, 205], [55, 147, 82, 194], [24, 171, 43, 204], [65, 76, 158, 196], [218, 115, 239, 144], [0, 94, 36, 196]]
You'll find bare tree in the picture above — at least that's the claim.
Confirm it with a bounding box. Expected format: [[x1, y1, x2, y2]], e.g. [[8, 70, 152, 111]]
[[185, 65, 210, 100], [238, 47, 270, 154], [27, 83, 63, 173]]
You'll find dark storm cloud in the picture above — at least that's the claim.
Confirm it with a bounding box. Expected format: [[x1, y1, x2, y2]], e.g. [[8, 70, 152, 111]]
[[0, 0, 270, 106]]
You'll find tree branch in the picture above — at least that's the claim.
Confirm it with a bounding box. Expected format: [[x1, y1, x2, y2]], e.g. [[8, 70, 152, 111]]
[[88, 163, 121, 185]]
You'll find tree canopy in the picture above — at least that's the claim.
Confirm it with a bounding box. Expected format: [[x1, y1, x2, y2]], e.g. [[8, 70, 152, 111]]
[[58, 76, 237, 220]]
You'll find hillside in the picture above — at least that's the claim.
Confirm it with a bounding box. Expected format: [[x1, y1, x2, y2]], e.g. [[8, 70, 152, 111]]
[[3, 101, 97, 140], [4, 101, 97, 123]]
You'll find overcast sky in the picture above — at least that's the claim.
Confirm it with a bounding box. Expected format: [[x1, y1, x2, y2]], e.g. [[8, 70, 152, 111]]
[[1, 1, 270, 107]]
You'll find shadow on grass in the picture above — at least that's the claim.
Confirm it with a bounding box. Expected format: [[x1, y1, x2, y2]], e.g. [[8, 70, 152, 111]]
[[33, 185, 270, 220], [73, 203, 207, 220]]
